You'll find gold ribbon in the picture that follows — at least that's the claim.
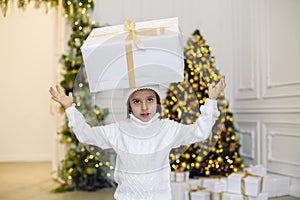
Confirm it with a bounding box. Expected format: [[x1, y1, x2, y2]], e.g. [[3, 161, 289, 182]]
[[89, 20, 172, 88], [172, 171, 188, 182], [219, 192, 223, 200], [188, 184, 213, 200], [240, 171, 263, 200]]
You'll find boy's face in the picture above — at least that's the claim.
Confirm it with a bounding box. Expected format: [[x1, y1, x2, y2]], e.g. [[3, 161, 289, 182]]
[[129, 89, 158, 122]]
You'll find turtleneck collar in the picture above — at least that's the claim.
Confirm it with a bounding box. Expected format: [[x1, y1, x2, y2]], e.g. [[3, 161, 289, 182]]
[[129, 113, 160, 126]]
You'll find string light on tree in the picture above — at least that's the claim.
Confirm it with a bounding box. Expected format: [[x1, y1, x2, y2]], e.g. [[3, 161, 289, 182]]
[[162, 30, 244, 177]]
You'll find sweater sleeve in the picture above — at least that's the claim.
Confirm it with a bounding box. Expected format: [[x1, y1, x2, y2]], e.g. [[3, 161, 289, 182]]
[[171, 99, 220, 148], [65, 106, 114, 149]]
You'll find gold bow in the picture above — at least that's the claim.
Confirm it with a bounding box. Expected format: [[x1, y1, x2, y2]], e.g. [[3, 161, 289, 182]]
[[123, 19, 166, 49]]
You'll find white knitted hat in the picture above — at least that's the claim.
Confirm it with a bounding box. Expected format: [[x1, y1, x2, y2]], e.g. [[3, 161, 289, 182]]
[[123, 85, 162, 104]]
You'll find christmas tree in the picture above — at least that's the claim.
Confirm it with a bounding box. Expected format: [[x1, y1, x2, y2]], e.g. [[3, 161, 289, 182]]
[[1, 0, 113, 192], [53, 0, 115, 192], [163, 30, 245, 177]]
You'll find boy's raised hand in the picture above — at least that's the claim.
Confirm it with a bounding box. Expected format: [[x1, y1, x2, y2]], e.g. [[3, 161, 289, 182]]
[[208, 75, 226, 100], [49, 85, 73, 109]]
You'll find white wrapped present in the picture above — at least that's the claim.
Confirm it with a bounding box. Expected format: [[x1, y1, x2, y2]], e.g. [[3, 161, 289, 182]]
[[213, 178, 227, 193], [227, 172, 263, 197], [185, 187, 212, 200], [222, 192, 243, 200], [81, 17, 184, 92], [186, 191, 211, 200], [217, 192, 268, 200], [171, 179, 202, 200], [248, 193, 268, 200], [202, 177, 220, 191], [212, 192, 225, 200], [171, 171, 190, 182], [227, 173, 242, 194], [244, 165, 267, 177], [189, 179, 204, 190], [262, 174, 290, 197]]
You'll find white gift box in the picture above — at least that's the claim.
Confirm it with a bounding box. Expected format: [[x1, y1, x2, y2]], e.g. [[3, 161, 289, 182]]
[[189, 179, 203, 190], [222, 192, 268, 200], [262, 174, 290, 197], [248, 193, 268, 200], [244, 176, 262, 196], [81, 17, 184, 92], [213, 178, 227, 193], [212, 192, 225, 200], [171, 179, 202, 200], [222, 192, 243, 200], [244, 165, 267, 177], [171, 171, 190, 182], [200, 177, 227, 192], [227, 173, 242, 194], [202, 178, 220, 191], [185, 190, 211, 200], [227, 173, 262, 196]]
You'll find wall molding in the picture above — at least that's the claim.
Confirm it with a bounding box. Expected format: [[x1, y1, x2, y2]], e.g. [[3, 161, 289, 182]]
[[262, 121, 300, 177], [235, 120, 259, 163], [232, 106, 300, 114], [261, 0, 300, 99], [232, 0, 260, 101]]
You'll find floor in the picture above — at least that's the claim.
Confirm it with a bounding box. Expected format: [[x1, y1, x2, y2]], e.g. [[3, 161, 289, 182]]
[[0, 162, 299, 200]]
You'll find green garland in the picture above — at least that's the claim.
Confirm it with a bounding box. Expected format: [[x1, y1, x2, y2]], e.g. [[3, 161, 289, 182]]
[[0, 0, 59, 17]]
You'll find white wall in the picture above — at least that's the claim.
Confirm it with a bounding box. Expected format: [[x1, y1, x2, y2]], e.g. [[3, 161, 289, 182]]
[[230, 0, 300, 196], [0, 4, 58, 162]]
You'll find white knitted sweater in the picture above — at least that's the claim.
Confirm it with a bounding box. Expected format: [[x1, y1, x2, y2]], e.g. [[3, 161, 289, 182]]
[[65, 99, 220, 200]]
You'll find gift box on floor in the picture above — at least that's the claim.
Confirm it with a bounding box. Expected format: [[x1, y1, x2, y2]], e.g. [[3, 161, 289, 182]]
[[262, 174, 290, 197], [185, 187, 212, 200], [171, 179, 202, 200], [212, 192, 226, 200], [244, 165, 267, 177], [189, 179, 203, 190], [248, 193, 268, 200], [81, 17, 184, 92], [171, 171, 190, 182], [222, 192, 268, 200], [202, 177, 220, 191], [213, 178, 227, 193], [222, 192, 243, 200], [227, 172, 263, 197]]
